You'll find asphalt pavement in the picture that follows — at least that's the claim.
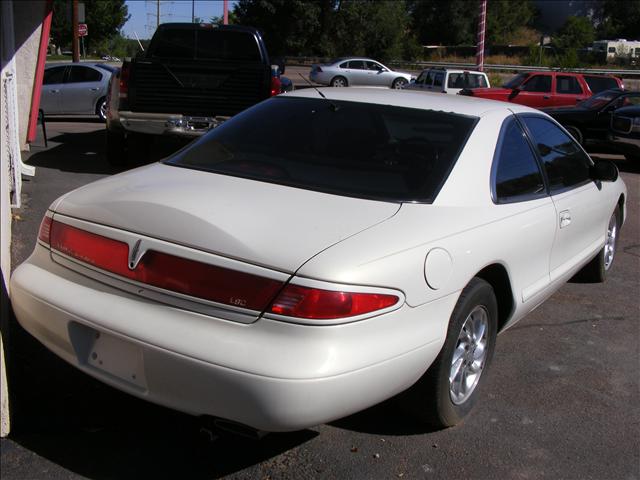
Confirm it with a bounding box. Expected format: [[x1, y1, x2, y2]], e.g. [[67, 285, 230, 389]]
[[1, 118, 639, 480]]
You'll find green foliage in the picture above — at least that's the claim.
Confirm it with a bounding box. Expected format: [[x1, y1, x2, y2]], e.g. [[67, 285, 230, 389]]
[[408, 0, 475, 46], [486, 0, 536, 45], [597, 0, 640, 40], [554, 16, 595, 50], [50, 0, 129, 52]]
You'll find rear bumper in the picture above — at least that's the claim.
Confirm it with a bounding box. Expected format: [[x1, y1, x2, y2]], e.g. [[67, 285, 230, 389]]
[[108, 111, 230, 138], [10, 246, 453, 431]]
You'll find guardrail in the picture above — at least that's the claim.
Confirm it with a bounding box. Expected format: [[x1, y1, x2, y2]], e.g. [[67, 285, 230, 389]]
[[284, 56, 640, 77]]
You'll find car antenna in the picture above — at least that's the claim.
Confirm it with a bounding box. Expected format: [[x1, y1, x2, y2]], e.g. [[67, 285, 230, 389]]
[[297, 73, 341, 111]]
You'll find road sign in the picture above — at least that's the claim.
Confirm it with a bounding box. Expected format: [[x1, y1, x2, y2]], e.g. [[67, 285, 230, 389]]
[[78, 23, 88, 37]]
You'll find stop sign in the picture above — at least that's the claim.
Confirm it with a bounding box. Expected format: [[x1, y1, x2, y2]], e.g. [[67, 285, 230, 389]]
[[78, 23, 88, 37]]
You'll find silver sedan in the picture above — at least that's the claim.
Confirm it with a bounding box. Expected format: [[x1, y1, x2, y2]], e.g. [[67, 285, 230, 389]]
[[309, 58, 413, 88], [40, 63, 117, 121]]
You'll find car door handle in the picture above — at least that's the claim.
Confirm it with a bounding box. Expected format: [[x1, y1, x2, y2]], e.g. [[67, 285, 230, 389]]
[[559, 210, 571, 228], [543, 95, 550, 99], [90, 87, 100, 91], [49, 89, 60, 93]]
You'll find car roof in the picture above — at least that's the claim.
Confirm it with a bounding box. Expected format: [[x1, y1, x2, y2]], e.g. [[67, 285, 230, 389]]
[[421, 68, 487, 75], [286, 87, 538, 117], [332, 57, 378, 64]]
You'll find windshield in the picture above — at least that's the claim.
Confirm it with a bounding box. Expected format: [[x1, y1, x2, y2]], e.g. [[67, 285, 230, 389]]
[[167, 97, 477, 203], [580, 91, 618, 110], [503, 73, 529, 89]]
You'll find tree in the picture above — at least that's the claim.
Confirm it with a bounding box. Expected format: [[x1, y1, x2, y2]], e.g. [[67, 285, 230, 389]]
[[554, 16, 595, 50], [50, 0, 129, 52], [232, 0, 322, 56], [485, 0, 536, 45], [596, 0, 640, 40], [408, 0, 476, 46]]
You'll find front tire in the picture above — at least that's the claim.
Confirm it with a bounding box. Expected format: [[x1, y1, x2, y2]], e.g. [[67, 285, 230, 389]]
[[330, 76, 348, 87], [392, 78, 408, 89], [403, 278, 498, 428], [573, 207, 620, 283]]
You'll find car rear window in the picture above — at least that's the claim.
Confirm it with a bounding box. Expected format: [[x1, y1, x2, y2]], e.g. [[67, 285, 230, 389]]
[[447, 73, 488, 89], [149, 28, 261, 61], [167, 97, 478, 203], [584, 75, 619, 93]]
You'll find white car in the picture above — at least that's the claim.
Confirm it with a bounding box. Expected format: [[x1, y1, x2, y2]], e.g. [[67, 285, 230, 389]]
[[11, 89, 626, 433], [403, 68, 490, 95], [309, 57, 413, 88]]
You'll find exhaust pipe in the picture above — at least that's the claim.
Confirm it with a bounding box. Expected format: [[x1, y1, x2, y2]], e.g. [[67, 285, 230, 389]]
[[200, 416, 268, 441]]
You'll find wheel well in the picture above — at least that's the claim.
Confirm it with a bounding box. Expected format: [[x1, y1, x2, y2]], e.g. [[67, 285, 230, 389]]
[[95, 96, 106, 113], [475, 264, 514, 332], [617, 194, 625, 225]]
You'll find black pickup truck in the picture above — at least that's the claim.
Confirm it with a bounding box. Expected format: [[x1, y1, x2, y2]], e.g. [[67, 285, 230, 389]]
[[106, 23, 282, 165]]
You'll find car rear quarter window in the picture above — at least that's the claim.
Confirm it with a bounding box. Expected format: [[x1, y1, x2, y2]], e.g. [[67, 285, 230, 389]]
[[556, 76, 583, 94], [492, 117, 545, 203], [44, 67, 66, 85], [67, 66, 102, 83], [522, 116, 592, 193], [584, 75, 619, 93], [521, 75, 551, 93], [167, 97, 478, 203]]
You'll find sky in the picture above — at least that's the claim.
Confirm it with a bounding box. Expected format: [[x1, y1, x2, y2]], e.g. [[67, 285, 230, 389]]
[[121, 1, 237, 39]]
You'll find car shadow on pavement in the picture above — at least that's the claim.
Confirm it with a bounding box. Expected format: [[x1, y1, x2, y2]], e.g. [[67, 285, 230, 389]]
[[5, 313, 317, 479]]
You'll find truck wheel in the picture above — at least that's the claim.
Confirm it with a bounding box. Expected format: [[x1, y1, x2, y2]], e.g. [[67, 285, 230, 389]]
[[106, 129, 127, 167]]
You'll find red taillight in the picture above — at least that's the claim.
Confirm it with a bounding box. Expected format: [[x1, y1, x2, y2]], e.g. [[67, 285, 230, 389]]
[[38, 215, 53, 244], [270, 75, 281, 96], [119, 63, 130, 98], [49, 220, 284, 310], [268, 284, 399, 320]]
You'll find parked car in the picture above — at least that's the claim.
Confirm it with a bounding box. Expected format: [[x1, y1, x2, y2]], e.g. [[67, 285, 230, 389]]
[[40, 63, 117, 121], [309, 58, 413, 88], [609, 105, 640, 160], [459, 71, 623, 108], [11, 89, 626, 433], [404, 68, 489, 94], [543, 89, 640, 145], [106, 23, 282, 166]]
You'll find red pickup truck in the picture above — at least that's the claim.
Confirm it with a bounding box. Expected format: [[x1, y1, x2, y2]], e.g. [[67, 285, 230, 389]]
[[459, 71, 623, 108]]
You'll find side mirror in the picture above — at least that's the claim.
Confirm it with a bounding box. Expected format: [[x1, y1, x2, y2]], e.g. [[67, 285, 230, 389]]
[[590, 159, 618, 182]]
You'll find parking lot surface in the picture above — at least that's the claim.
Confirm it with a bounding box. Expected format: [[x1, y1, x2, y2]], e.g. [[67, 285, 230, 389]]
[[1, 119, 639, 480]]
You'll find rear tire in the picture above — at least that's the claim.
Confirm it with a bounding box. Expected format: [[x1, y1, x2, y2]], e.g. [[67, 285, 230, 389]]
[[565, 125, 584, 145], [573, 207, 620, 283], [403, 278, 498, 428], [96, 96, 108, 122], [330, 76, 348, 87]]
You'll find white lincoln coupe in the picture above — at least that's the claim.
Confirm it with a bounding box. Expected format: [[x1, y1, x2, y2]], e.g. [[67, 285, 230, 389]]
[[11, 89, 627, 433]]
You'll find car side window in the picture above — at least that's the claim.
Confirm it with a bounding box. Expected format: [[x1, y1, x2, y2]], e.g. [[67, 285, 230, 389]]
[[493, 117, 545, 203], [433, 72, 444, 88], [522, 116, 592, 192], [521, 75, 551, 93], [67, 66, 102, 83], [556, 76, 583, 94], [425, 71, 435, 86], [366, 61, 382, 71], [348, 61, 366, 70], [44, 67, 66, 84], [614, 94, 640, 108], [416, 71, 428, 84]]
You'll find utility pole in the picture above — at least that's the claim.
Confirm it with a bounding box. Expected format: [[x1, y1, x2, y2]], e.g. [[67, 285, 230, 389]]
[[223, 0, 228, 25], [476, 0, 487, 72], [192, 0, 195, 23], [157, 0, 160, 28], [72, 0, 79, 62]]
